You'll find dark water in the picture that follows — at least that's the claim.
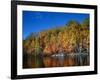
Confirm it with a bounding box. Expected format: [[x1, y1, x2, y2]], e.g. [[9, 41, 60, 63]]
[[23, 53, 89, 68]]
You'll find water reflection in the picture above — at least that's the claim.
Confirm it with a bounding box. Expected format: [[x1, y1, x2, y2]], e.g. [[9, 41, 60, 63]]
[[23, 53, 89, 68]]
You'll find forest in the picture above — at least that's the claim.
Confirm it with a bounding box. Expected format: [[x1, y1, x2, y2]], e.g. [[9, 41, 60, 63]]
[[23, 18, 89, 56], [23, 18, 90, 68]]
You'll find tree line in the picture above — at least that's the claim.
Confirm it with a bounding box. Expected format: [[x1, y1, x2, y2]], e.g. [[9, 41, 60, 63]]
[[23, 18, 89, 56]]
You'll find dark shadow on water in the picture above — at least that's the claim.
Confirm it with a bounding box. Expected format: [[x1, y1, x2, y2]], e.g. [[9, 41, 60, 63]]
[[23, 53, 90, 69]]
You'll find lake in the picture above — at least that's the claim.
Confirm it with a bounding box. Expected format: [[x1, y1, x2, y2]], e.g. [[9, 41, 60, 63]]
[[23, 53, 89, 68]]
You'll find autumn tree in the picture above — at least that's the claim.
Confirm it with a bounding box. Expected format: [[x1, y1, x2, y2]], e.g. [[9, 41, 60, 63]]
[[23, 18, 90, 56]]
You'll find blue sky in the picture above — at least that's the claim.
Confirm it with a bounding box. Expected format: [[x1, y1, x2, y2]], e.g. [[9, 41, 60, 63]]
[[23, 11, 89, 39]]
